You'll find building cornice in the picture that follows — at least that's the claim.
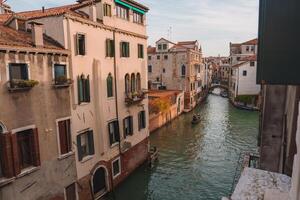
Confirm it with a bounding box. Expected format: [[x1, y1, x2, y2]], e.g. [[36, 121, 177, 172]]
[[0, 45, 70, 55]]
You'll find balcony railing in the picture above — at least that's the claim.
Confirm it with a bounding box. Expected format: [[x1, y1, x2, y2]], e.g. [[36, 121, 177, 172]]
[[125, 90, 147, 106], [7, 79, 39, 92], [53, 76, 73, 88]]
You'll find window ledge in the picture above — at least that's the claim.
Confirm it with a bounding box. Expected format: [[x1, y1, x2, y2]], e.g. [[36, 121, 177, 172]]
[[80, 155, 94, 164], [110, 142, 119, 149], [58, 151, 75, 160], [53, 83, 72, 89], [113, 172, 121, 179], [78, 102, 90, 106], [17, 166, 40, 179], [0, 177, 15, 188]]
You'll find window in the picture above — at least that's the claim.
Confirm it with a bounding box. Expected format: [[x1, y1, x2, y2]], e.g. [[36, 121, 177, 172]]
[[77, 130, 94, 161], [107, 73, 113, 98], [148, 56, 151, 60], [131, 73, 136, 93], [125, 74, 130, 95], [133, 12, 143, 24], [138, 111, 146, 130], [9, 63, 28, 81], [65, 183, 77, 200], [243, 70, 247, 76], [58, 119, 72, 155], [103, 4, 112, 17], [163, 44, 167, 50], [246, 46, 250, 51], [251, 46, 255, 52], [108, 121, 120, 146], [77, 75, 90, 104], [138, 44, 144, 58], [106, 39, 114, 57], [136, 73, 141, 91], [54, 64, 67, 85], [250, 61, 255, 67], [15, 128, 40, 171], [123, 116, 133, 137], [148, 65, 152, 73], [120, 42, 130, 57], [112, 158, 121, 178], [116, 5, 129, 20], [163, 68, 166, 73], [181, 65, 186, 76], [164, 55, 168, 60], [157, 55, 160, 60], [158, 44, 162, 50], [76, 34, 86, 56]]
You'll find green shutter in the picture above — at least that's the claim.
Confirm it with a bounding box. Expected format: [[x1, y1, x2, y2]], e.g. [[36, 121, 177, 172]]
[[106, 39, 109, 57], [88, 131, 95, 155], [127, 43, 130, 57], [130, 116, 133, 135], [111, 40, 115, 57], [77, 135, 83, 161], [78, 76, 83, 104], [115, 121, 120, 142], [108, 123, 114, 145], [85, 76, 90, 102], [142, 111, 146, 128], [138, 112, 141, 131]]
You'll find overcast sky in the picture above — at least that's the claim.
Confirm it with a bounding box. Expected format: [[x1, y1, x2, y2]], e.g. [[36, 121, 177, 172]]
[[6, 0, 259, 56]]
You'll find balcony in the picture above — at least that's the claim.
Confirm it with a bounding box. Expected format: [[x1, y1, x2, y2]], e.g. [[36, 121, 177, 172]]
[[53, 76, 73, 88], [125, 90, 147, 106], [7, 79, 39, 92]]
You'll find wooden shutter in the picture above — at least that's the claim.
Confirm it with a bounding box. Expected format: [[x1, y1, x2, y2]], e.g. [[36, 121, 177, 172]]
[[106, 39, 110, 57], [130, 116, 133, 135], [58, 121, 68, 155], [108, 123, 114, 145], [115, 121, 120, 142], [11, 133, 21, 176], [88, 131, 95, 155], [127, 43, 130, 57], [78, 76, 83, 104], [111, 40, 115, 57], [77, 135, 83, 161], [0, 132, 14, 178], [86, 76, 90, 102], [120, 42, 123, 57], [123, 118, 127, 138], [138, 112, 141, 131], [31, 128, 40, 167]]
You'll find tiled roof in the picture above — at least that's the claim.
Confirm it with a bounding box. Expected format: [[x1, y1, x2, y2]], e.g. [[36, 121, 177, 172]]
[[0, 24, 65, 50], [156, 37, 175, 44], [232, 61, 248, 68], [147, 47, 156, 54], [240, 55, 257, 61], [242, 38, 258, 45], [177, 41, 197, 45]]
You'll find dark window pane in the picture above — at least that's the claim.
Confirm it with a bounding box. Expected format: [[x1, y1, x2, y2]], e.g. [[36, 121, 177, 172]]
[[9, 64, 28, 80], [112, 159, 120, 176], [66, 183, 77, 200]]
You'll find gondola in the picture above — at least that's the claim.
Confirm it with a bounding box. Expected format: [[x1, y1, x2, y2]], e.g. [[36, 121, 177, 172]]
[[191, 114, 201, 124]]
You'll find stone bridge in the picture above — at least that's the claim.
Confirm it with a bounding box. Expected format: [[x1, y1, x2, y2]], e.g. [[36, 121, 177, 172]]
[[209, 84, 229, 91]]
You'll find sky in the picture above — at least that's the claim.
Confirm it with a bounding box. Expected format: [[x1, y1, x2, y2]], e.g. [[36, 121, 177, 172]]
[[6, 0, 259, 56]]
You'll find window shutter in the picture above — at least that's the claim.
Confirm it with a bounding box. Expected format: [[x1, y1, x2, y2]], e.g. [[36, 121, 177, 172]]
[[11, 133, 21, 176], [77, 135, 83, 161], [108, 123, 114, 145], [58, 121, 68, 155], [86, 76, 90, 102], [123, 118, 127, 138], [130, 116, 133, 135], [76, 34, 79, 55], [142, 111, 146, 128], [31, 128, 40, 167], [127, 43, 130, 57], [120, 42, 123, 57], [78, 76, 83, 104], [106, 39, 109, 57], [111, 40, 115, 57], [138, 113, 141, 131], [115, 121, 120, 142], [0, 132, 14, 178], [88, 131, 95, 155]]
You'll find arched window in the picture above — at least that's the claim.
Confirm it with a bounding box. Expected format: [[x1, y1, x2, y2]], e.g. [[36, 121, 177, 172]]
[[106, 73, 113, 97], [125, 74, 130, 95], [181, 65, 186, 76], [136, 73, 141, 92], [131, 73, 136, 93]]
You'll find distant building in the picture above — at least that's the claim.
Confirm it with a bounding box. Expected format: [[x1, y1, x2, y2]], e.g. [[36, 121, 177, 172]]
[[0, 18, 76, 199], [0, 0, 12, 14], [148, 38, 205, 111], [228, 39, 260, 108], [148, 90, 184, 132]]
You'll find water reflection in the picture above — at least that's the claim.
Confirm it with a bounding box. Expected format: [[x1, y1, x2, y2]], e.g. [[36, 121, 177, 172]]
[[107, 93, 259, 200]]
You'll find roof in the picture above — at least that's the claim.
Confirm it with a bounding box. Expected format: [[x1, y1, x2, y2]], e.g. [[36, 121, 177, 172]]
[[148, 90, 183, 98], [232, 61, 248, 68], [147, 47, 156, 54], [177, 40, 197, 45], [0, 24, 65, 50], [240, 55, 257, 62], [242, 38, 258, 45], [156, 37, 175, 44]]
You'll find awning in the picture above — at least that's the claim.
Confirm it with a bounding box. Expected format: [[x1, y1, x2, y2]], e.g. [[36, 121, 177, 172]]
[[115, 0, 146, 15]]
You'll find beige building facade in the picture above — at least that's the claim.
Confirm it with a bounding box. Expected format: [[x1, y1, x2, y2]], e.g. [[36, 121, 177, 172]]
[[1, 0, 150, 199], [147, 38, 204, 111]]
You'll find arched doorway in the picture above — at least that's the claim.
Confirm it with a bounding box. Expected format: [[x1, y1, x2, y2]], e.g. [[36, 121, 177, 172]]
[[92, 166, 108, 198]]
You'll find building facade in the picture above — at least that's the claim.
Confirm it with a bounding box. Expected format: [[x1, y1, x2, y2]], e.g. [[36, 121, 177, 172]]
[[0, 0, 150, 199], [228, 39, 260, 108], [147, 38, 204, 111], [0, 17, 77, 200]]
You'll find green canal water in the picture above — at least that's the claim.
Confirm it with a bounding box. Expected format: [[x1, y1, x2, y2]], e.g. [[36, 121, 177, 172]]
[[108, 93, 259, 200]]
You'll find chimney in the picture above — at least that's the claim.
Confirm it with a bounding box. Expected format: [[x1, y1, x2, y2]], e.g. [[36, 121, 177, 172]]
[[29, 22, 44, 47], [89, 5, 97, 22]]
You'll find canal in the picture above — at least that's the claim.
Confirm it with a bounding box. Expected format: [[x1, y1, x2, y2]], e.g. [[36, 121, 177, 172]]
[[108, 92, 259, 200]]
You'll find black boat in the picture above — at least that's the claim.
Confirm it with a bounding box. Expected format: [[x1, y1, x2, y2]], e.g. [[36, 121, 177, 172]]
[[191, 114, 201, 124]]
